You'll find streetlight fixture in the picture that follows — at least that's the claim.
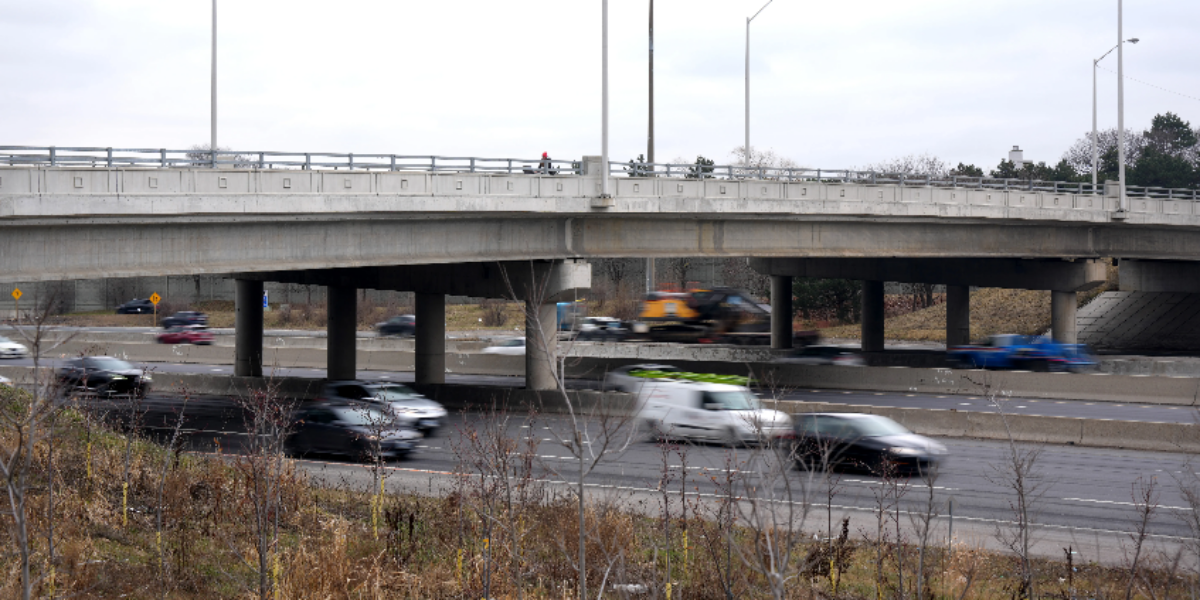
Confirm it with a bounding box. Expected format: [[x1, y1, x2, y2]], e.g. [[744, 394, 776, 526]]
[[1093, 36, 1138, 192], [745, 0, 774, 167]]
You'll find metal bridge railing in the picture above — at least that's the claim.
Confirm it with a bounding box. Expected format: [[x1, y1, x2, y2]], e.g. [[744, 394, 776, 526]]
[[1, 146, 1195, 200], [611, 160, 1200, 200], [0, 146, 582, 176]]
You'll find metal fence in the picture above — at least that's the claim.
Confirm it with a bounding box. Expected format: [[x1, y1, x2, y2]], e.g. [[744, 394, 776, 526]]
[[0, 146, 582, 175], [1, 146, 1195, 200], [611, 160, 1200, 200]]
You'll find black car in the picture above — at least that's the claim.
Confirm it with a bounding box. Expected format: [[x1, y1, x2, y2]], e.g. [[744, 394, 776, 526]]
[[286, 403, 420, 461], [376, 315, 416, 337], [57, 356, 152, 396], [161, 311, 208, 328], [116, 298, 155, 315], [791, 413, 947, 476]]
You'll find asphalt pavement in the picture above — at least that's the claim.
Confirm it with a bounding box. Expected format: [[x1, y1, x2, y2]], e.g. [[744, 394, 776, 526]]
[[204, 411, 1198, 565], [7, 355, 1195, 424]]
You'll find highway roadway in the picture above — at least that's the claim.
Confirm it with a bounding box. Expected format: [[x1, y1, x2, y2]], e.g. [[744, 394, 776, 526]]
[[6, 356, 1195, 424], [11, 353, 1194, 563], [189, 411, 1197, 565]]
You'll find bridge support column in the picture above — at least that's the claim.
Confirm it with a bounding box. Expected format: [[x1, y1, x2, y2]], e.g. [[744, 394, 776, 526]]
[[1051, 290, 1078, 344], [234, 279, 263, 377], [946, 285, 970, 348], [862, 280, 885, 352], [415, 292, 446, 385], [771, 275, 793, 350], [327, 286, 357, 381], [526, 301, 559, 392]]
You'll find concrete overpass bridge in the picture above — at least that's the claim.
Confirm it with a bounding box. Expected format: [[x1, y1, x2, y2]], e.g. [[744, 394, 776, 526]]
[[3, 146, 1200, 389]]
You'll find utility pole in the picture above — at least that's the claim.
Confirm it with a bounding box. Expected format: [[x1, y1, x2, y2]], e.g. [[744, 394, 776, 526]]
[[600, 0, 610, 199], [745, 0, 773, 167], [1116, 0, 1128, 216], [211, 0, 217, 164], [646, 0, 655, 294]]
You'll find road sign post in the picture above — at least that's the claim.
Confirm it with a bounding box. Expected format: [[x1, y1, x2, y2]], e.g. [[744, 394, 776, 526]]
[[11, 288, 21, 322], [150, 292, 161, 328]]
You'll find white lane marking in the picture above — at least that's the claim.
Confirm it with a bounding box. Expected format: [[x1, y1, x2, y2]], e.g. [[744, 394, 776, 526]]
[[959, 403, 972, 406], [1063, 497, 1192, 511]]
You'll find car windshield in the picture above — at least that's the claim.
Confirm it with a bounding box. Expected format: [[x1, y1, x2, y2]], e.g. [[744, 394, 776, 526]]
[[852, 417, 911, 437], [332, 406, 395, 426], [87, 357, 134, 370], [367, 384, 420, 400], [0, 336, 12, 343], [704, 391, 760, 411], [502, 339, 524, 347]]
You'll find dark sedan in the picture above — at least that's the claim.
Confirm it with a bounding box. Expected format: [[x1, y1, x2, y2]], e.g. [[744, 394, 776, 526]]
[[57, 356, 152, 396], [116, 299, 155, 315], [286, 404, 420, 461], [790, 413, 947, 477], [161, 311, 209, 328], [376, 315, 416, 337]]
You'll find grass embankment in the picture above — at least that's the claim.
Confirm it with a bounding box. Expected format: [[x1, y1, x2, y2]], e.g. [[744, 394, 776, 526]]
[[824, 262, 1118, 342], [2, 382, 1190, 599]]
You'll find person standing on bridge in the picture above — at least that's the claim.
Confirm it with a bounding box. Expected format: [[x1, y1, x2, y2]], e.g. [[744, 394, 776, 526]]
[[539, 152, 554, 175]]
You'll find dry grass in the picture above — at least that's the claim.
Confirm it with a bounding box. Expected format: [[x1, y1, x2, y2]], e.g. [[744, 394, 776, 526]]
[[823, 262, 1118, 342], [2, 376, 1193, 599]]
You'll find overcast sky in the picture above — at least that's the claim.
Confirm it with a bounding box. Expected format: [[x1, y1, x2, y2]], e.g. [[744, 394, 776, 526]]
[[2, 1, 1198, 171]]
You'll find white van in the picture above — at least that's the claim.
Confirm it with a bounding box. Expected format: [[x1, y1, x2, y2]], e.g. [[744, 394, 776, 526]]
[[635, 379, 793, 445]]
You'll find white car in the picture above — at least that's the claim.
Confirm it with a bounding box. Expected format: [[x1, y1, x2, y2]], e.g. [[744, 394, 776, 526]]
[[635, 378, 793, 445], [0, 336, 29, 359], [482, 337, 526, 356], [0, 374, 12, 388]]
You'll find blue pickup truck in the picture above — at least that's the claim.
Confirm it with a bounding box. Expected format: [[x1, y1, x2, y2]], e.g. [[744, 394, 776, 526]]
[[947, 334, 1097, 372]]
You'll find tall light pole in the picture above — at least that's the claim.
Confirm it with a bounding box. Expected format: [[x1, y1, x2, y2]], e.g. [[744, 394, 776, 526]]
[[646, 0, 655, 293], [211, 0, 217, 165], [600, 0, 610, 199], [1092, 37, 1137, 192], [1116, 0, 1128, 215], [745, 0, 773, 166]]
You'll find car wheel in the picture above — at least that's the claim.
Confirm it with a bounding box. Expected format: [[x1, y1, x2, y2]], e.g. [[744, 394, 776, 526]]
[[642, 419, 664, 443], [725, 427, 745, 448]]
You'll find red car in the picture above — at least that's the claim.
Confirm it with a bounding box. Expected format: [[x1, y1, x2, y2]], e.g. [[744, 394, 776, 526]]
[[156, 326, 214, 345]]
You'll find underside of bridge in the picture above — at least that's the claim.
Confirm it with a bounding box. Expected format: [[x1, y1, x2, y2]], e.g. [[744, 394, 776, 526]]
[[231, 260, 591, 391], [752, 257, 1110, 348]]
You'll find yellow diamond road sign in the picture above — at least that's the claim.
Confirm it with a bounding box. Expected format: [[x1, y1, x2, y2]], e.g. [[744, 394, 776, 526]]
[[149, 293, 161, 305], [11, 288, 21, 301]]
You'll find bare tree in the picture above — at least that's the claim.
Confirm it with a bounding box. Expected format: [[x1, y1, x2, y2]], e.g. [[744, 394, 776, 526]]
[[1124, 475, 1160, 600], [0, 290, 75, 599], [986, 389, 1048, 600], [859, 153, 950, 178], [500, 261, 638, 600]]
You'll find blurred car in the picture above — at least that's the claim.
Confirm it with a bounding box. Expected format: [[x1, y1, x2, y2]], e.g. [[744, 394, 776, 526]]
[[57, 356, 152, 396], [576, 317, 626, 341], [161, 311, 208, 328], [0, 335, 29, 359], [778, 345, 864, 366], [635, 378, 793, 445], [376, 314, 416, 337], [0, 374, 12, 388], [156, 326, 214, 345], [790, 413, 947, 476], [602, 363, 680, 392], [482, 337, 526, 356], [116, 298, 155, 314], [320, 380, 447, 435], [286, 403, 420, 461]]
